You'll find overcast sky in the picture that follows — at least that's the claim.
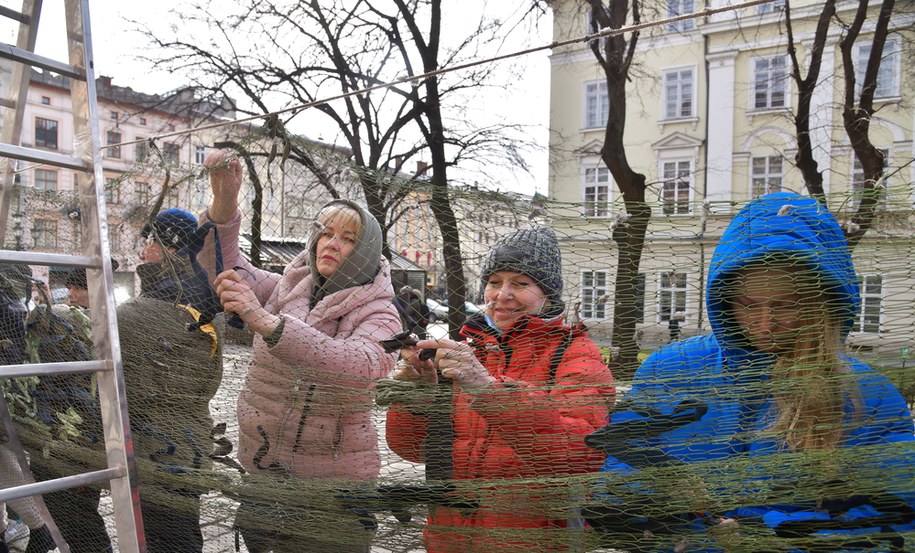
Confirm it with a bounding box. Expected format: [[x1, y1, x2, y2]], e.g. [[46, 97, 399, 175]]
[[3, 1, 553, 196]]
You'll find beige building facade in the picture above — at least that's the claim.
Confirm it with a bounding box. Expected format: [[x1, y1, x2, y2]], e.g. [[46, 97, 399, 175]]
[[547, 0, 915, 356]]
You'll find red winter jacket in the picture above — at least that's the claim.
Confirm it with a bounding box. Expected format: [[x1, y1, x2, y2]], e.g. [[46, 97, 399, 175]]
[[385, 315, 615, 552]]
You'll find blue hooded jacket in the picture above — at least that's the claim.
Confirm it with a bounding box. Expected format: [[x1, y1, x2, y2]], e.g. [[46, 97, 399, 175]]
[[589, 193, 914, 551]]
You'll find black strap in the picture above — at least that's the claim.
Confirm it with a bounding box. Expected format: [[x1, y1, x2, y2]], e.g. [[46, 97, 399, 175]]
[[548, 331, 576, 386]]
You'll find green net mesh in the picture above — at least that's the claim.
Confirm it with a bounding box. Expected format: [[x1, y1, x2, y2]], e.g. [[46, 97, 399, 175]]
[[1, 132, 912, 552]]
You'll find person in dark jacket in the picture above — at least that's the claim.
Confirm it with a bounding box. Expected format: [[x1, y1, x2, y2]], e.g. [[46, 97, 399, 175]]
[[587, 193, 915, 552], [386, 225, 615, 553], [117, 208, 226, 553]]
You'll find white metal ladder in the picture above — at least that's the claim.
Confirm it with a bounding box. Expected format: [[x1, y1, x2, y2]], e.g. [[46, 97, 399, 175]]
[[0, 1, 144, 551]]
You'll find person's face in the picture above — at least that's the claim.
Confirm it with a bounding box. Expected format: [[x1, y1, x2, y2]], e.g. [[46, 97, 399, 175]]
[[483, 270, 548, 331], [730, 267, 806, 354], [315, 211, 360, 278], [68, 285, 90, 309], [140, 239, 166, 263]]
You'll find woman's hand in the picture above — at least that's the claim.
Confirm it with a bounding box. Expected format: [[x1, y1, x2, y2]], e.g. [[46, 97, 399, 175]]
[[214, 269, 279, 336], [417, 338, 496, 390], [203, 149, 243, 224], [392, 345, 438, 385]]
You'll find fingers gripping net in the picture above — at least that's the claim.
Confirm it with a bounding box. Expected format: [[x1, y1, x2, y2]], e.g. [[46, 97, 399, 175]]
[[4, 134, 914, 553]]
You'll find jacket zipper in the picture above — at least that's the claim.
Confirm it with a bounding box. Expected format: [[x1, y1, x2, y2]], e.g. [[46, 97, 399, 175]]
[[291, 384, 317, 454]]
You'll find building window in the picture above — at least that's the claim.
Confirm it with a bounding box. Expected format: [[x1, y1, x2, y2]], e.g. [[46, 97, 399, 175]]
[[40, 96, 51, 105], [106, 130, 122, 159], [855, 274, 882, 333], [163, 142, 180, 164], [658, 271, 687, 322], [667, 0, 695, 31], [662, 160, 691, 215], [851, 149, 890, 209], [757, 0, 785, 14], [195, 145, 206, 164], [752, 55, 787, 109], [634, 272, 646, 324], [856, 37, 901, 99], [105, 178, 120, 204], [139, 117, 147, 126], [584, 81, 609, 129], [111, 111, 119, 120], [33, 219, 58, 249], [751, 155, 783, 197], [34, 169, 58, 191], [662, 68, 694, 119], [35, 117, 58, 149], [583, 163, 611, 217], [135, 139, 148, 163], [135, 181, 149, 206], [582, 270, 608, 319]]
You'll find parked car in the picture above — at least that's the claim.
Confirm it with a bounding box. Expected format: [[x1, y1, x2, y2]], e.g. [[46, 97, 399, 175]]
[[425, 298, 483, 322]]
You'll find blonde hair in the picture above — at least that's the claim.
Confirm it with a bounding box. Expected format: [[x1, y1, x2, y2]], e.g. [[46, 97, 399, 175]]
[[316, 203, 362, 236], [749, 265, 858, 452]]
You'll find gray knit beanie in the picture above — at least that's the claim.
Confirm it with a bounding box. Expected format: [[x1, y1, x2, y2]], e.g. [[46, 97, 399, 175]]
[[480, 225, 564, 309]]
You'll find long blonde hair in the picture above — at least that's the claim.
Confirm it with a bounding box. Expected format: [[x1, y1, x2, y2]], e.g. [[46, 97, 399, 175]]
[[760, 265, 858, 452]]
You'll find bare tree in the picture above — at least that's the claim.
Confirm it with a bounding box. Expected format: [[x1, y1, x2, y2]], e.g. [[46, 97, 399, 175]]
[[587, 0, 650, 380], [139, 0, 532, 334], [784, 0, 910, 249], [837, 0, 898, 249]]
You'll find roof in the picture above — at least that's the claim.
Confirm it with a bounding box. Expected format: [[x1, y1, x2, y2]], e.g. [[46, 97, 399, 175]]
[[238, 234, 424, 273]]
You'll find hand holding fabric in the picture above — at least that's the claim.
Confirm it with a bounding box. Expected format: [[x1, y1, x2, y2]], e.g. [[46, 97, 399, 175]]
[[214, 269, 279, 336], [417, 338, 496, 390], [204, 149, 244, 224], [391, 345, 438, 385]]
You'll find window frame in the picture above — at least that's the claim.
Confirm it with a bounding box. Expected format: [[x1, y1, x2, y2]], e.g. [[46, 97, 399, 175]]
[[661, 66, 696, 120], [581, 159, 612, 218], [656, 270, 688, 323], [851, 148, 890, 210], [853, 273, 883, 334], [667, 0, 695, 32], [581, 269, 609, 320], [106, 130, 122, 159], [751, 54, 789, 110], [583, 80, 609, 130], [33, 219, 58, 249], [34, 117, 59, 150], [34, 168, 58, 191], [661, 159, 693, 215], [855, 36, 901, 100], [105, 177, 121, 204], [750, 155, 783, 197]]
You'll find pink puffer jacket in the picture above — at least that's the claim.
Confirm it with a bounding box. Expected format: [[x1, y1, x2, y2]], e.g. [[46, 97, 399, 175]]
[[198, 211, 401, 480]]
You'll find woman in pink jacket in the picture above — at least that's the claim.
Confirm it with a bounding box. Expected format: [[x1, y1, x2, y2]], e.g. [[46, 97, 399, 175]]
[[199, 150, 402, 553]]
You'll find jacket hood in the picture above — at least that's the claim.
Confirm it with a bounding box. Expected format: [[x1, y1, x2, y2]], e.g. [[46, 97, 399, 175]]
[[706, 192, 859, 351], [304, 199, 382, 299]]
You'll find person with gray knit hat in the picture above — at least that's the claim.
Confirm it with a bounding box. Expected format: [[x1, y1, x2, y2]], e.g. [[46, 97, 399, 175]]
[[200, 150, 402, 553], [479, 224, 565, 318], [386, 223, 615, 553]]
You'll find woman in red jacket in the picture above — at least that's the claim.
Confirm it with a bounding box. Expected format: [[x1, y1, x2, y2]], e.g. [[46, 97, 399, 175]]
[[385, 225, 615, 553]]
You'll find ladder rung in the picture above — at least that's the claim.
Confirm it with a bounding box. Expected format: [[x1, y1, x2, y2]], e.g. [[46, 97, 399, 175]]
[[0, 6, 29, 24], [0, 467, 125, 503], [0, 360, 111, 379], [0, 42, 85, 80], [0, 143, 89, 171], [0, 250, 97, 268]]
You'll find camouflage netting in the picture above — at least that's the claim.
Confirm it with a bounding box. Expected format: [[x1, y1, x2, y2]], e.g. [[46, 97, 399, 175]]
[[2, 134, 914, 553]]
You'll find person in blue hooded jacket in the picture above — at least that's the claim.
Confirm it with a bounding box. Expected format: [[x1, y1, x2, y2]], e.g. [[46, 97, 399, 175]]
[[586, 193, 914, 552]]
